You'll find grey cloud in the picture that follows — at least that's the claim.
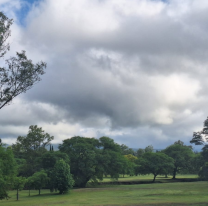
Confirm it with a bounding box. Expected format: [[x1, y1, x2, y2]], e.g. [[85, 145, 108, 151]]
[[1, 0, 208, 148]]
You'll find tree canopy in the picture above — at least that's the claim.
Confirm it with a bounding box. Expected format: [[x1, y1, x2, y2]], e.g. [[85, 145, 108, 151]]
[[0, 12, 46, 110], [137, 152, 174, 182], [190, 117, 208, 146], [0, 146, 17, 199], [162, 143, 193, 179]]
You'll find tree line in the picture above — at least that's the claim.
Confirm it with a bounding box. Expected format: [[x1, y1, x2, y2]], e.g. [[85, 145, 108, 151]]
[[1, 125, 208, 200]]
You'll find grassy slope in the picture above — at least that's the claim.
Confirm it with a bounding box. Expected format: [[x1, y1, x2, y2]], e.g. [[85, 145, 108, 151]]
[[1, 177, 208, 206]]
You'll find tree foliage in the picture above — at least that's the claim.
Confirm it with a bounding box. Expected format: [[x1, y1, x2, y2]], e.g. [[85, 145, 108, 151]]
[[52, 159, 74, 194], [59, 136, 101, 187], [137, 152, 174, 182], [190, 117, 208, 146], [12, 176, 27, 200], [0, 12, 46, 110], [163, 143, 193, 179], [28, 170, 48, 195], [0, 146, 17, 200], [0, 12, 13, 57], [12, 125, 54, 177]]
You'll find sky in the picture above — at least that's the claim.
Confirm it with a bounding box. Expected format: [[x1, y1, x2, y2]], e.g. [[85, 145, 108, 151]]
[[0, 0, 208, 150]]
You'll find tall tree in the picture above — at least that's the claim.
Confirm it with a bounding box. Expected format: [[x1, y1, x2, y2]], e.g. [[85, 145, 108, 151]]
[[144, 145, 154, 153], [99, 136, 126, 179], [162, 143, 193, 179], [39, 151, 70, 191], [59, 136, 101, 187], [28, 170, 48, 195], [190, 117, 208, 146], [120, 144, 135, 155], [0, 12, 46, 110], [12, 176, 27, 200], [0, 12, 13, 57], [12, 125, 54, 177], [52, 159, 74, 194], [0, 146, 17, 199], [136, 148, 145, 158], [137, 152, 174, 182]]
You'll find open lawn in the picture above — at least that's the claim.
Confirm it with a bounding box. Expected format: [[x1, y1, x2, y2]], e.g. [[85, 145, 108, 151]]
[[100, 174, 198, 183], [1, 180, 208, 205]]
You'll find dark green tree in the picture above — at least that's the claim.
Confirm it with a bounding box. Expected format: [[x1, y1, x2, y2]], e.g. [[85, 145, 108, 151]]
[[52, 159, 74, 194], [0, 146, 17, 199], [12, 125, 54, 177], [99, 136, 126, 179], [163, 143, 193, 179], [59, 136, 101, 187], [136, 148, 145, 158], [120, 144, 135, 155], [38, 151, 70, 191], [12, 176, 27, 200], [29, 170, 48, 195], [144, 145, 154, 153], [0, 12, 46, 110], [137, 152, 174, 182]]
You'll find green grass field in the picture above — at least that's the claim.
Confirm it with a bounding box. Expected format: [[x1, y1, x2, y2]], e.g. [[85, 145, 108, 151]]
[[100, 174, 198, 183], [1, 175, 207, 206]]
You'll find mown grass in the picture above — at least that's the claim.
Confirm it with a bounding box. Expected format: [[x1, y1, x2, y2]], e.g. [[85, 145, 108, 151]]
[[1, 176, 208, 206], [100, 174, 198, 183]]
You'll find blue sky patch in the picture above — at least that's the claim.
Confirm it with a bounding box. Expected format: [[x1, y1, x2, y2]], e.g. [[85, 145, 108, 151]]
[[16, 0, 41, 26]]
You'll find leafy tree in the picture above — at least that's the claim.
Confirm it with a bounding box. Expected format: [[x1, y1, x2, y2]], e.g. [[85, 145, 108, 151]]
[[124, 154, 138, 162], [120, 144, 135, 155], [163, 143, 193, 179], [137, 152, 174, 182], [59, 136, 101, 187], [12, 125, 54, 177], [59, 136, 125, 187], [0, 146, 17, 199], [99, 136, 121, 152], [39, 151, 70, 171], [38, 151, 70, 191], [144, 145, 154, 153], [190, 117, 208, 146], [99, 137, 126, 179], [12, 176, 27, 200], [136, 148, 145, 158], [0, 12, 13, 57], [52, 159, 74, 194], [199, 162, 208, 180], [29, 170, 48, 195], [100, 149, 125, 179], [0, 12, 46, 110]]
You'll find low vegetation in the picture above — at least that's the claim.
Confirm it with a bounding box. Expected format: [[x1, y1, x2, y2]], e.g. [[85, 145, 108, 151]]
[[1, 181, 208, 206]]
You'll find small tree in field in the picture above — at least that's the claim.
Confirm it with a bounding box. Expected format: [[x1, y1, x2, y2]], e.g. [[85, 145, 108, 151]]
[[30, 170, 48, 195], [53, 159, 74, 194], [12, 176, 27, 200], [137, 152, 174, 182]]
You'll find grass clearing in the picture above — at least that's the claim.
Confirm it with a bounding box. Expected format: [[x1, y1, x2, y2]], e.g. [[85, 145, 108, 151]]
[[96, 174, 199, 185], [1, 180, 208, 206]]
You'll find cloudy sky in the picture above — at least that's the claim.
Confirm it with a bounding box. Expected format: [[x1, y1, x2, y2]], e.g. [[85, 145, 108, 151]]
[[0, 0, 208, 150]]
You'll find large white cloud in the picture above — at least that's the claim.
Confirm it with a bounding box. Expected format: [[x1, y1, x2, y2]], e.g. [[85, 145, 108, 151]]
[[0, 0, 208, 149]]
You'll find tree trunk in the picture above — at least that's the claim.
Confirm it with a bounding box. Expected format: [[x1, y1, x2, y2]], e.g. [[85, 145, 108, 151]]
[[165, 174, 168, 178], [172, 168, 177, 179], [153, 174, 156, 182], [29, 189, 30, 196], [16, 189, 19, 201], [39, 189, 40, 195]]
